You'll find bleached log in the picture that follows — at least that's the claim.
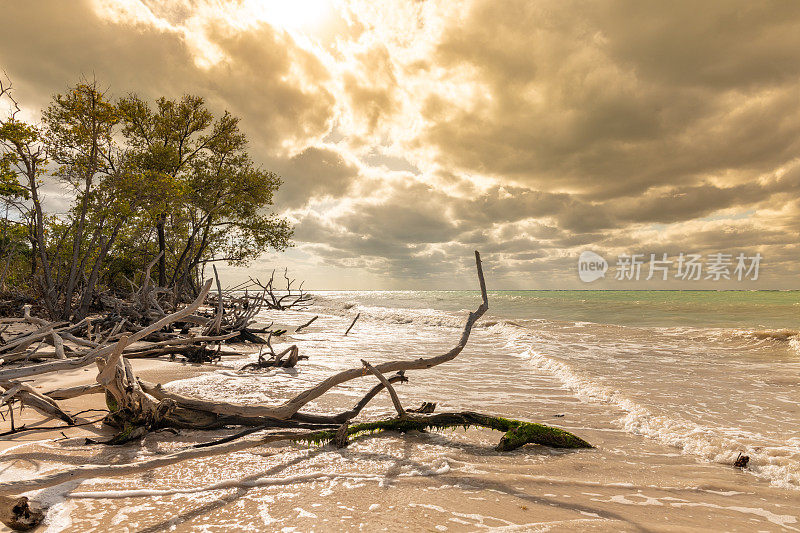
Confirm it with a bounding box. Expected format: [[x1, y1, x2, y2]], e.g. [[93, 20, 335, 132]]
[[0, 349, 60, 364], [0, 322, 68, 354], [50, 332, 66, 359], [0, 383, 22, 406], [138, 251, 488, 421], [203, 265, 224, 336], [361, 360, 405, 417], [44, 383, 104, 400], [60, 332, 98, 348], [9, 332, 238, 364], [0, 381, 74, 425], [122, 332, 237, 351]]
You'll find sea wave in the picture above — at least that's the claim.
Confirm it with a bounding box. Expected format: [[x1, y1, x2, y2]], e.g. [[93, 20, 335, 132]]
[[724, 328, 800, 356], [734, 328, 799, 342], [520, 346, 800, 490], [790, 337, 800, 356], [310, 296, 470, 329]]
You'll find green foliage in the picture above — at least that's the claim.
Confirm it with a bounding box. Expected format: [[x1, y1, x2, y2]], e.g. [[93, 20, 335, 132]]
[[115, 93, 292, 295], [0, 118, 40, 148], [0, 121, 35, 203], [0, 99, 40, 292], [42, 83, 119, 183], [0, 75, 293, 313]]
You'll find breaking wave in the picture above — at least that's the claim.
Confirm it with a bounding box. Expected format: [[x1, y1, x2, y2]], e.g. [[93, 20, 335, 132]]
[[521, 345, 800, 490]]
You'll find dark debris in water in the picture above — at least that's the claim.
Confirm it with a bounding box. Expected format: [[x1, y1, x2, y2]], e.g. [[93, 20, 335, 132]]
[[733, 453, 750, 468]]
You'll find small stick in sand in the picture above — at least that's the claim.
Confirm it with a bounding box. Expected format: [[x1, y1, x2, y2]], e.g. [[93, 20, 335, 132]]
[[294, 315, 318, 333], [344, 313, 360, 336]]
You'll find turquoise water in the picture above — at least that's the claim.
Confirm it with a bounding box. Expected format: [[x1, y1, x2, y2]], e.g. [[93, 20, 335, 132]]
[[315, 290, 800, 329], [488, 290, 800, 329]]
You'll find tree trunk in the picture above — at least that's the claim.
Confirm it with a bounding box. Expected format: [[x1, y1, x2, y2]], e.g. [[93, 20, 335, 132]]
[[25, 162, 56, 316], [75, 220, 124, 320], [61, 182, 91, 319], [157, 213, 166, 287]]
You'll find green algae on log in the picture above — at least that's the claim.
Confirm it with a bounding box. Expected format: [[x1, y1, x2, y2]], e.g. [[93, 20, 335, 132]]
[[293, 411, 593, 451]]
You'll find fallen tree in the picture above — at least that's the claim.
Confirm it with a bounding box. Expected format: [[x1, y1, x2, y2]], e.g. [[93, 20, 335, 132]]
[[0, 251, 592, 530]]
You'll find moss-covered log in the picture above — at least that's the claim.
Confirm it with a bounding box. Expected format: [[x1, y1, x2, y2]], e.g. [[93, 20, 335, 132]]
[[293, 411, 592, 451]]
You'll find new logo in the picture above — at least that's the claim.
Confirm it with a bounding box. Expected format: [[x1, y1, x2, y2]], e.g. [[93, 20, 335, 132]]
[[578, 251, 607, 282]]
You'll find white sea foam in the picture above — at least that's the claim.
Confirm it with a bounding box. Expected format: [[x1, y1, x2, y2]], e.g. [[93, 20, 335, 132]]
[[790, 336, 800, 356], [522, 346, 800, 490]]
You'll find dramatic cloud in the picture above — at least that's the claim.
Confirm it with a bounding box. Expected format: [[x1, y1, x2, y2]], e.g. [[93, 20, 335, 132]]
[[1, 0, 798, 288]]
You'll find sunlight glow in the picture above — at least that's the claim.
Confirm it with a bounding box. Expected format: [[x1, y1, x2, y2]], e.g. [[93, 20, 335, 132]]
[[251, 0, 335, 32]]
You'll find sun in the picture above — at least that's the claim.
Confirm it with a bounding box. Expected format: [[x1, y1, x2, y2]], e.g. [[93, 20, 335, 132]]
[[254, 0, 335, 32]]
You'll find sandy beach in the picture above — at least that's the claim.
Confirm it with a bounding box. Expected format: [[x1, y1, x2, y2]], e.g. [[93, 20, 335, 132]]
[[2, 298, 799, 532]]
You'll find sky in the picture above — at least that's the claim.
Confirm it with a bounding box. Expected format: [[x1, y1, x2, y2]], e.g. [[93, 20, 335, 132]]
[[1, 0, 799, 289]]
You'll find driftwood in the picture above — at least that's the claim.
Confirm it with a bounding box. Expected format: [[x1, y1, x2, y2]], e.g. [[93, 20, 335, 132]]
[[344, 313, 360, 335], [0, 496, 43, 532], [0, 252, 592, 530], [0, 381, 74, 425], [239, 332, 306, 371], [204, 265, 224, 336], [0, 280, 213, 382], [247, 268, 313, 310], [294, 315, 317, 333]]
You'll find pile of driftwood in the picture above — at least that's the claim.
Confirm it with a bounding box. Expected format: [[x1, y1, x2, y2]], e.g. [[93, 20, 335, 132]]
[[0, 252, 591, 531]]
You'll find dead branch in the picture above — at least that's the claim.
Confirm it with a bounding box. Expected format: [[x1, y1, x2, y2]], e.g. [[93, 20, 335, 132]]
[[0, 381, 74, 425], [361, 360, 405, 417], [247, 268, 313, 311], [239, 333, 305, 371], [290, 372, 408, 425], [44, 383, 104, 400], [294, 315, 317, 333], [204, 265, 224, 336], [344, 313, 360, 335]]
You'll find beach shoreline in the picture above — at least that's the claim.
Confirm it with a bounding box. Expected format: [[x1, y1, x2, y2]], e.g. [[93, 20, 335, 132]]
[[1, 300, 799, 532]]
